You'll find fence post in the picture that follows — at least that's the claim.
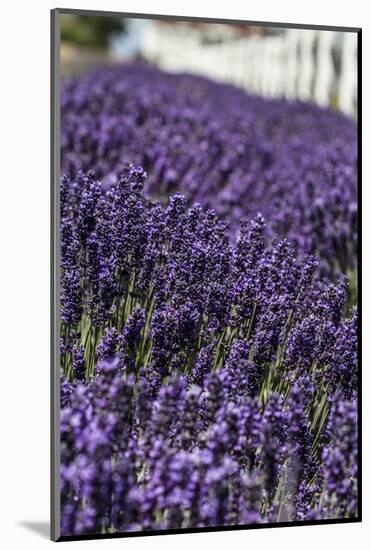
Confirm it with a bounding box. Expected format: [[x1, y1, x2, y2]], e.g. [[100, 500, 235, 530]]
[[338, 33, 357, 116]]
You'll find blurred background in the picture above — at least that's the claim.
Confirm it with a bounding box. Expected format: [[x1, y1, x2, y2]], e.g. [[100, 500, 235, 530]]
[[61, 14, 358, 117]]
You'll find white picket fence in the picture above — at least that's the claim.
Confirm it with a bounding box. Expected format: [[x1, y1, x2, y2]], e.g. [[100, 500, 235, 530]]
[[141, 25, 357, 116]]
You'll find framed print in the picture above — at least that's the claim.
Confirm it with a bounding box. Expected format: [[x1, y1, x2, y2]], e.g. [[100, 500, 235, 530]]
[[51, 8, 361, 542]]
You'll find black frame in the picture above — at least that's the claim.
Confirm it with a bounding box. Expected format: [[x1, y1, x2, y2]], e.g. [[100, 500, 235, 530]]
[[51, 7, 362, 542]]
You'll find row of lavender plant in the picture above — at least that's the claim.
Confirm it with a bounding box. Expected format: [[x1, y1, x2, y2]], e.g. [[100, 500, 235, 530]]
[[61, 64, 358, 278], [60, 166, 358, 536]]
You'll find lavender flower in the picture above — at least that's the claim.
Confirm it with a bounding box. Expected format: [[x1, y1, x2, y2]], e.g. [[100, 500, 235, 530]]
[[59, 65, 358, 534]]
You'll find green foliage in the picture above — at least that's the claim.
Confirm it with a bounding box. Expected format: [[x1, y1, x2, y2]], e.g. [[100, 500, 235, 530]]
[[61, 14, 126, 50]]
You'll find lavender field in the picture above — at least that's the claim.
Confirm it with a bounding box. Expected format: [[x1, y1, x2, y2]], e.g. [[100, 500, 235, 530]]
[[60, 65, 358, 536]]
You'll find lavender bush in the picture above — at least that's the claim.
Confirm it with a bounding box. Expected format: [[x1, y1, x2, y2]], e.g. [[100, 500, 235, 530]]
[[61, 64, 358, 277], [60, 165, 358, 536]]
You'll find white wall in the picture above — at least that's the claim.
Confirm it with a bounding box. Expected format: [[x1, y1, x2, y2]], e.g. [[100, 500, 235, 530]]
[[0, 1, 367, 549]]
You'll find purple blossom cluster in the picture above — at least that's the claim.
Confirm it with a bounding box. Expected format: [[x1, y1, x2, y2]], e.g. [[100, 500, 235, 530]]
[[61, 64, 358, 276], [60, 165, 358, 535]]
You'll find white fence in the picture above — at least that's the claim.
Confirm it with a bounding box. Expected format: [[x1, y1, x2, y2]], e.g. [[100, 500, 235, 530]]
[[141, 25, 357, 116]]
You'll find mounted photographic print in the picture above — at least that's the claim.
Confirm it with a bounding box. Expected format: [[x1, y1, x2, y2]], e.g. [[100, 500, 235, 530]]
[[51, 8, 361, 542]]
